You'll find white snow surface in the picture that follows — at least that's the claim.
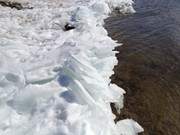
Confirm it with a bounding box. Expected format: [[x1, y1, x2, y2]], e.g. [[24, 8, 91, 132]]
[[0, 0, 143, 135]]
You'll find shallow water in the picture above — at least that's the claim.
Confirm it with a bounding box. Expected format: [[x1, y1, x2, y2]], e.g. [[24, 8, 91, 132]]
[[105, 0, 180, 135]]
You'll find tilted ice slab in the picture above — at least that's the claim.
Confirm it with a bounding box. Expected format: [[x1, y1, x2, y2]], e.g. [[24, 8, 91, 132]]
[[0, 0, 143, 135]]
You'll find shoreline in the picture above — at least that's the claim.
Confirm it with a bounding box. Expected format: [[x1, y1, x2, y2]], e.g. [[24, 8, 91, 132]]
[[105, 0, 180, 134]]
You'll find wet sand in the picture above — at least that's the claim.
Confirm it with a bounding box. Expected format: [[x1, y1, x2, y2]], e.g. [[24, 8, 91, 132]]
[[105, 0, 180, 135]]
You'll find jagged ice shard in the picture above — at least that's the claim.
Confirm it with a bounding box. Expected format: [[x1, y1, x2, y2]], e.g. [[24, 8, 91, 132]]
[[0, 0, 143, 135]]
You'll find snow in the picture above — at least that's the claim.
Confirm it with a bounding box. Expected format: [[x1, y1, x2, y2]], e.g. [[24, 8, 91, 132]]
[[0, 0, 143, 135]]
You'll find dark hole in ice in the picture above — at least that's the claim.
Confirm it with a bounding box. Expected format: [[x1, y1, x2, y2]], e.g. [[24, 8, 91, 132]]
[[60, 91, 76, 103], [58, 75, 71, 87], [64, 23, 75, 31]]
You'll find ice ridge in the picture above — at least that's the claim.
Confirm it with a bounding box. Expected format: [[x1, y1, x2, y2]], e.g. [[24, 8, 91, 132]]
[[0, 0, 143, 135]]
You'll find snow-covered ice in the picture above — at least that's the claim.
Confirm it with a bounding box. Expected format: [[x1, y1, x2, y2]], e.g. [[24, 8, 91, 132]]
[[0, 0, 143, 135]]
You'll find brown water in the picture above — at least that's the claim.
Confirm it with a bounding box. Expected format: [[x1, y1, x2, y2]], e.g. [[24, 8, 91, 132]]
[[105, 0, 180, 135]]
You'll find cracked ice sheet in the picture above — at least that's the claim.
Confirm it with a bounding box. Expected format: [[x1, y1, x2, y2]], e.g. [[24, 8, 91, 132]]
[[0, 0, 143, 135]]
